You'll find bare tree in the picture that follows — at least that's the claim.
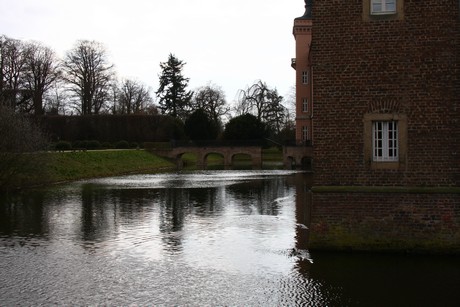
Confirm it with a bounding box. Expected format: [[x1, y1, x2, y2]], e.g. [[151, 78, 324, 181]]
[[62, 40, 114, 115], [0, 36, 5, 106], [106, 80, 119, 114], [236, 80, 287, 133], [117, 79, 153, 114], [0, 36, 30, 111], [0, 37, 60, 114], [22, 42, 61, 115], [263, 88, 288, 134], [192, 83, 230, 128], [44, 80, 69, 115]]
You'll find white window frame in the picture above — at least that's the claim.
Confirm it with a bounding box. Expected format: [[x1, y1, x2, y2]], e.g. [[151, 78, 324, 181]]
[[302, 126, 308, 142], [302, 71, 309, 84], [372, 121, 398, 162], [302, 98, 308, 112], [371, 0, 396, 15]]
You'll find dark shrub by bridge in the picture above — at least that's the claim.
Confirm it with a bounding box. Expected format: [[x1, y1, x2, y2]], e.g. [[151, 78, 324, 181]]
[[224, 114, 268, 141]]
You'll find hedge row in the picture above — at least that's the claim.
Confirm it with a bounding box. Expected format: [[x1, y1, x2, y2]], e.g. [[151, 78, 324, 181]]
[[53, 140, 142, 151], [36, 114, 185, 143]]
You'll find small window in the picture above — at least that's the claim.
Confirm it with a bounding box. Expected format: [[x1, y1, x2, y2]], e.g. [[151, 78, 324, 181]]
[[364, 113, 406, 169], [373, 121, 398, 162], [302, 98, 308, 112], [302, 71, 309, 84], [371, 0, 396, 14], [302, 126, 308, 142]]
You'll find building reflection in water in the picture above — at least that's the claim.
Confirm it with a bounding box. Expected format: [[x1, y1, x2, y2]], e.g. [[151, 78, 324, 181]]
[[1, 173, 459, 306]]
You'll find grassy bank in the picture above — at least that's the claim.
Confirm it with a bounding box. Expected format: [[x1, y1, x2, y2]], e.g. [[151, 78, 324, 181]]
[[7, 147, 285, 189], [22, 150, 175, 187], [49, 150, 174, 182]]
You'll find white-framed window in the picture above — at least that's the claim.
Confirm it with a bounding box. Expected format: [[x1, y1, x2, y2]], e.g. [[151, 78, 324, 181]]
[[302, 98, 308, 112], [302, 71, 309, 84], [373, 121, 398, 162], [371, 0, 396, 14], [302, 126, 308, 142]]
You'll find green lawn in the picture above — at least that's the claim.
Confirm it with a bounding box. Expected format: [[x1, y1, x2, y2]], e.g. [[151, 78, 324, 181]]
[[47, 150, 174, 182]]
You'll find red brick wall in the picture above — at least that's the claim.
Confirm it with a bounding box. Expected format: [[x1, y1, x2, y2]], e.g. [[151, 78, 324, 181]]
[[311, 0, 459, 186], [309, 192, 460, 253]]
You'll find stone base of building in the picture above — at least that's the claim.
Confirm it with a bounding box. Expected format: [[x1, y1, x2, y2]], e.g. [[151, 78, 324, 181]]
[[307, 191, 460, 255]]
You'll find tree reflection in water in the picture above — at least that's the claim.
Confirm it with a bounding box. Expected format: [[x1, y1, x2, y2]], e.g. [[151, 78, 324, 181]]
[[0, 171, 459, 306]]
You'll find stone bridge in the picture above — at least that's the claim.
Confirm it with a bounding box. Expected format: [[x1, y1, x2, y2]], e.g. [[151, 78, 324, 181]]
[[283, 145, 314, 170], [154, 146, 263, 170], [149, 141, 313, 170]]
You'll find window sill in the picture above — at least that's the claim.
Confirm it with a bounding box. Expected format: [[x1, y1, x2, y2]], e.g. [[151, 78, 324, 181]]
[[370, 161, 401, 170], [365, 12, 402, 21], [370, 11, 397, 15]]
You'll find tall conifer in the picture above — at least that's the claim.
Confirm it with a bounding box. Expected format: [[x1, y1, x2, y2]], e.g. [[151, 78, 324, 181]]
[[155, 54, 192, 120]]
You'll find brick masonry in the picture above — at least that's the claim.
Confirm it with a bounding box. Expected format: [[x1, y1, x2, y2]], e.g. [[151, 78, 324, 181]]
[[311, 0, 460, 186], [309, 192, 460, 254]]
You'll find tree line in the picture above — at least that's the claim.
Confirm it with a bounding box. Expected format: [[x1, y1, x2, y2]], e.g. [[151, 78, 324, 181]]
[[1, 35, 295, 142], [0, 36, 154, 116]]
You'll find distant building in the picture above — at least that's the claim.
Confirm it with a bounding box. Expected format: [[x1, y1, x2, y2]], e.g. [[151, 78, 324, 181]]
[[292, 0, 313, 145], [293, 0, 459, 186]]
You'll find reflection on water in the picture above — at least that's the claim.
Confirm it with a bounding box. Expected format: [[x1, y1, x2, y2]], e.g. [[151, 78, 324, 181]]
[[0, 171, 459, 306]]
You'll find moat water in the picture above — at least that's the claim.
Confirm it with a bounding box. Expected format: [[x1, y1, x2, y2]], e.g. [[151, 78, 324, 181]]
[[1, 171, 459, 306]]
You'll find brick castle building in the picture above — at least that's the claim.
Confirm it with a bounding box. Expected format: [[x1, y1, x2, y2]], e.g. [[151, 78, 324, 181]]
[[293, 0, 459, 186]]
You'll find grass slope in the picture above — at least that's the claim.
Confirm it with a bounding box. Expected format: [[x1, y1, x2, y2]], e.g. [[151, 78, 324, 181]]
[[12, 147, 284, 189], [43, 150, 174, 185]]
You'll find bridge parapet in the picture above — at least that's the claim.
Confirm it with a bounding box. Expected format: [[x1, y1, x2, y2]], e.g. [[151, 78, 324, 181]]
[[171, 139, 265, 148], [155, 145, 263, 170], [147, 140, 313, 170]]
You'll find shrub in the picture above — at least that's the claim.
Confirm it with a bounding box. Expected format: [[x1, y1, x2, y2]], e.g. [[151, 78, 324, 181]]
[[224, 113, 268, 140], [101, 142, 113, 149], [144, 142, 171, 150], [0, 105, 49, 190], [185, 109, 219, 140], [86, 140, 101, 150], [55, 141, 72, 151], [130, 142, 139, 149], [72, 140, 87, 149], [115, 140, 130, 149]]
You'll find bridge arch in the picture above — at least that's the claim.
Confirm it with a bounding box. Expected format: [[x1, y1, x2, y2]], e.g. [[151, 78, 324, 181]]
[[286, 156, 297, 169], [285, 155, 313, 170], [301, 157, 313, 171], [203, 151, 225, 169], [173, 151, 199, 170], [283, 146, 314, 171], [230, 152, 251, 167], [166, 146, 263, 170]]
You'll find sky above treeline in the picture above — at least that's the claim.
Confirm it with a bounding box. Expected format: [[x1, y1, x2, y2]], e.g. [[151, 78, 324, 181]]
[[1, 0, 305, 103]]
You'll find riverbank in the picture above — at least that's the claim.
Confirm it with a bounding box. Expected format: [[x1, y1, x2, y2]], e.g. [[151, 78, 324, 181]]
[[52, 149, 175, 179], [12, 150, 175, 189], [7, 147, 284, 189]]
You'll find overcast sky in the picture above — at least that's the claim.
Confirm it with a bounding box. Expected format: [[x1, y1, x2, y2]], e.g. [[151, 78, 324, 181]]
[[1, 0, 304, 103]]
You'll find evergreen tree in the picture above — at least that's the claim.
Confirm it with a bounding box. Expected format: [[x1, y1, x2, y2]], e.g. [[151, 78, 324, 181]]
[[155, 54, 193, 120]]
